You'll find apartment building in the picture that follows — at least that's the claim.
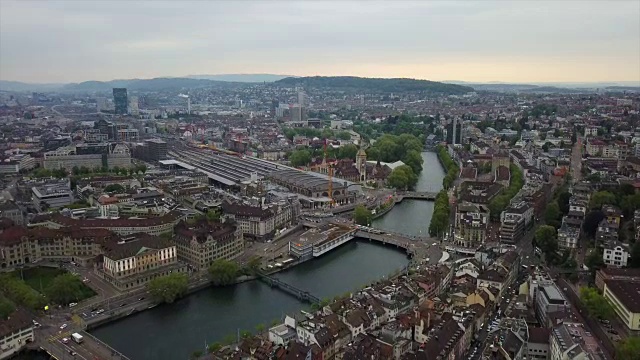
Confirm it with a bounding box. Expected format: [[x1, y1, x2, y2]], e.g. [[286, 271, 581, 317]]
[[0, 308, 34, 359], [221, 200, 293, 241], [0, 202, 24, 225], [453, 202, 489, 248], [101, 235, 185, 291], [603, 243, 630, 268], [173, 220, 244, 272]]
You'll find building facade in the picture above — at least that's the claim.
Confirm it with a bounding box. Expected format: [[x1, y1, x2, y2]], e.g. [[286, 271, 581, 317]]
[[113, 88, 128, 115], [173, 220, 244, 272]]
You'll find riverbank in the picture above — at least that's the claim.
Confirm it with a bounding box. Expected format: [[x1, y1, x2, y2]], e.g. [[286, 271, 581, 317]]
[[90, 241, 410, 360]]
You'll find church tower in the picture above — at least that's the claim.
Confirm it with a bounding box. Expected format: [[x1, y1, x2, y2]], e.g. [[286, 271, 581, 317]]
[[356, 148, 367, 182]]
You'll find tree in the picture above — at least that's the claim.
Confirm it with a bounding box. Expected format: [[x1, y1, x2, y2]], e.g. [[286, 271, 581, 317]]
[[146, 273, 188, 304], [580, 287, 615, 320], [542, 142, 552, 152], [429, 190, 450, 237], [72, 166, 80, 176], [387, 165, 418, 190], [336, 131, 351, 140], [629, 242, 640, 268], [557, 191, 572, 215], [534, 225, 558, 255], [0, 275, 46, 310], [403, 150, 424, 174], [206, 209, 221, 222], [582, 210, 604, 238], [45, 273, 91, 305], [208, 342, 222, 353], [585, 250, 605, 272], [337, 144, 358, 160], [0, 297, 15, 320], [240, 330, 252, 339], [589, 191, 616, 209], [245, 256, 262, 275], [615, 336, 640, 360], [190, 350, 203, 359], [353, 205, 372, 226], [208, 259, 239, 286], [104, 184, 125, 193], [288, 149, 312, 167], [255, 323, 265, 333], [544, 201, 562, 229]]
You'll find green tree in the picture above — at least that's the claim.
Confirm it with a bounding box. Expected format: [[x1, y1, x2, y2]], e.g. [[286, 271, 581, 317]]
[[544, 201, 562, 229], [629, 242, 640, 268], [429, 190, 450, 237], [190, 350, 203, 359], [0, 297, 15, 320], [255, 323, 265, 333], [240, 330, 252, 339], [582, 210, 605, 238], [208, 259, 239, 286], [208, 342, 222, 353], [387, 165, 418, 190], [403, 150, 424, 174], [206, 209, 221, 222], [337, 144, 358, 160], [104, 184, 125, 193], [336, 131, 351, 140], [534, 225, 558, 256], [146, 273, 188, 304], [45, 273, 91, 305], [589, 191, 616, 209], [580, 287, 615, 320], [615, 336, 640, 360], [244, 256, 262, 275], [0, 275, 45, 310], [288, 149, 312, 167], [72, 166, 80, 176], [353, 205, 372, 226], [557, 191, 572, 214]]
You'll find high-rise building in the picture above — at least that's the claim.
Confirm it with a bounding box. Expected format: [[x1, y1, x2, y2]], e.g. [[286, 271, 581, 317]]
[[128, 96, 139, 116], [113, 88, 128, 115], [297, 91, 306, 107]]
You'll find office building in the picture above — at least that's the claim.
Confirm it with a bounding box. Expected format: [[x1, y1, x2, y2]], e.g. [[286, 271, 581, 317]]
[[534, 283, 569, 325], [31, 181, 74, 210], [113, 88, 128, 115], [603, 280, 640, 330], [128, 96, 139, 116]]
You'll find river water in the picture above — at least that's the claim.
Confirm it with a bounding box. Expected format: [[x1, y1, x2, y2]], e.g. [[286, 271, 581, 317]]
[[90, 152, 443, 360], [372, 152, 444, 236]]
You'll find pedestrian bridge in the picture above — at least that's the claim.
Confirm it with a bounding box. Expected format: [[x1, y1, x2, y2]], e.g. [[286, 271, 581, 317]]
[[257, 273, 321, 304]]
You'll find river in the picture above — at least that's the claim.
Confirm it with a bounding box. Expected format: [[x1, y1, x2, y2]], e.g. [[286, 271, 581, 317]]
[[372, 152, 444, 236], [89, 152, 443, 360]]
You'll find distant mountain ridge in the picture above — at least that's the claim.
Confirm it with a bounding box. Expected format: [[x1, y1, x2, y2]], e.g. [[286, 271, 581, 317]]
[[275, 76, 474, 94], [186, 74, 292, 82]]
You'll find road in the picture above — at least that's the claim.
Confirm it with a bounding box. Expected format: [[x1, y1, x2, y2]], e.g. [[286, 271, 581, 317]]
[[571, 136, 583, 184]]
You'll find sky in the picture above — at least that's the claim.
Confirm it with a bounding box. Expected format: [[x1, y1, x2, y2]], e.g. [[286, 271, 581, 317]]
[[1, 0, 639, 84]]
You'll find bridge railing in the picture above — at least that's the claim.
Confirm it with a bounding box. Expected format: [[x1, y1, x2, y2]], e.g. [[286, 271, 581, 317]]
[[81, 330, 131, 360]]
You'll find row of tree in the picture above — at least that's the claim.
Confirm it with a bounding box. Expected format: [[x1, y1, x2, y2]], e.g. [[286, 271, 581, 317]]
[[428, 190, 450, 237], [487, 165, 524, 220], [436, 145, 458, 190], [287, 144, 360, 167]]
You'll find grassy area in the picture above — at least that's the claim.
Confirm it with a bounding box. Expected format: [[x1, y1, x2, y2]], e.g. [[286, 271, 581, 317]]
[[13, 266, 96, 301], [14, 267, 65, 293]]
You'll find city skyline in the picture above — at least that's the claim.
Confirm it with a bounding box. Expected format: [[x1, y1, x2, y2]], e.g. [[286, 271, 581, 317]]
[[1, 0, 639, 83]]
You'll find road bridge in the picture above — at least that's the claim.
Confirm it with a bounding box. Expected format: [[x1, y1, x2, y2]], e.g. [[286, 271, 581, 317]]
[[397, 191, 438, 201], [257, 273, 321, 304], [354, 230, 442, 264]]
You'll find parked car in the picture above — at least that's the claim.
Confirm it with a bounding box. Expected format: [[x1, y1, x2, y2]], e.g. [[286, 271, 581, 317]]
[[60, 323, 67, 330], [69, 302, 77, 307]]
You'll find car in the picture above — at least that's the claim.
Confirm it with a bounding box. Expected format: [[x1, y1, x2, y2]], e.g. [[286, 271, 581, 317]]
[[68, 350, 76, 356], [60, 324, 67, 330], [609, 329, 619, 335], [82, 278, 90, 283], [62, 338, 70, 344], [119, 303, 126, 307], [69, 302, 77, 307], [138, 297, 145, 301], [96, 309, 105, 314]]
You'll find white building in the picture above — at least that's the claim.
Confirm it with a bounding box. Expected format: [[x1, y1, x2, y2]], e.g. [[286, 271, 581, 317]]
[[0, 308, 34, 359], [603, 244, 630, 267], [128, 96, 139, 116]]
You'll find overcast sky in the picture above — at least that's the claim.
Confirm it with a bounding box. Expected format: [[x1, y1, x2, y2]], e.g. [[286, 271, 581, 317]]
[[1, 0, 639, 83]]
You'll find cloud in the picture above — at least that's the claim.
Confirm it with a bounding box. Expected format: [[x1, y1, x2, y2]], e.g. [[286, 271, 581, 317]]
[[0, 0, 638, 83]]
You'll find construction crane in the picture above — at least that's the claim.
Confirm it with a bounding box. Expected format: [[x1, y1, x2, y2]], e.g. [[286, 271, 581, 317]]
[[324, 139, 335, 208]]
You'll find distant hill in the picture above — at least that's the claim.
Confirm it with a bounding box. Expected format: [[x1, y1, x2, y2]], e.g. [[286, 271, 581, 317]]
[[187, 74, 292, 82], [275, 76, 474, 94], [61, 77, 246, 92], [0, 80, 64, 92]]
